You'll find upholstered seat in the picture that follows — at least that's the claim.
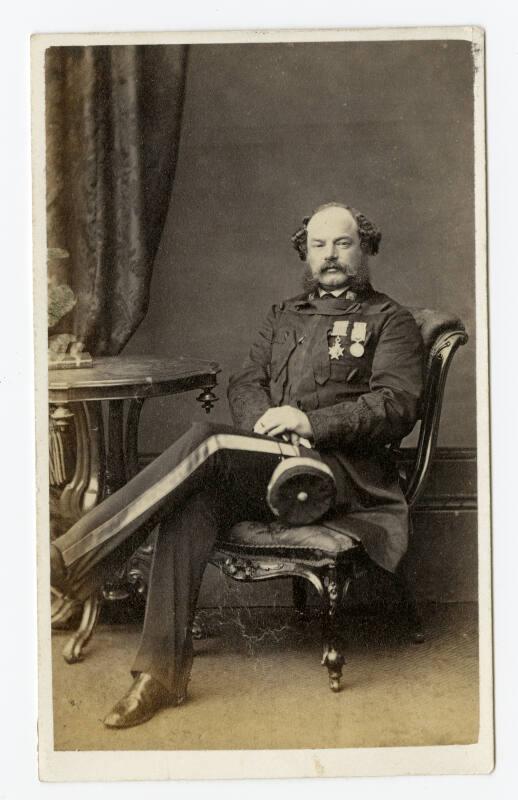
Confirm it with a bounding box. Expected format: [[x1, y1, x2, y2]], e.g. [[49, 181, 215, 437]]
[[220, 519, 358, 561]]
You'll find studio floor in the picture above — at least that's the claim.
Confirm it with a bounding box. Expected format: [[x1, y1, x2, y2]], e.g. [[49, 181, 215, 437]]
[[51, 602, 479, 751]]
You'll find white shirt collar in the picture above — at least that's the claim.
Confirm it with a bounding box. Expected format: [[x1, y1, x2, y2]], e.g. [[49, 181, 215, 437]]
[[318, 287, 348, 298]]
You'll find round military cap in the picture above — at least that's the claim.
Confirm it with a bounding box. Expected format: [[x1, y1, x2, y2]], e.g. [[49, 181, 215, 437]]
[[266, 457, 337, 526]]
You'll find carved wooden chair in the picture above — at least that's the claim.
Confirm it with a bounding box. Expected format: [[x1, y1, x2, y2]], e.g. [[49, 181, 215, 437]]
[[208, 308, 468, 691], [59, 308, 467, 691]]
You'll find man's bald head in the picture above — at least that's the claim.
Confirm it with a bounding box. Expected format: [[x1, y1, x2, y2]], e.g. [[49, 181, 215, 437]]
[[306, 204, 359, 245]]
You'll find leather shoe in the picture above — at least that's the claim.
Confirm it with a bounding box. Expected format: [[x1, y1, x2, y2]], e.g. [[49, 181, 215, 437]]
[[103, 673, 178, 729]]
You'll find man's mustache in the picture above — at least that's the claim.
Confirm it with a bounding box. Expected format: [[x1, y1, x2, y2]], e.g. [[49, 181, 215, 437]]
[[320, 262, 349, 274], [302, 261, 370, 294]]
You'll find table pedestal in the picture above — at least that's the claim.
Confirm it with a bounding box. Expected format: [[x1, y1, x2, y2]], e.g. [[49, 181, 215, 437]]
[[49, 356, 219, 623]]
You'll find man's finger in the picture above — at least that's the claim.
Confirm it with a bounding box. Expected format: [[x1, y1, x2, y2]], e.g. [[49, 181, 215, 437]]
[[267, 423, 288, 437], [259, 421, 279, 434], [254, 413, 277, 433], [254, 409, 282, 431], [259, 415, 286, 433]]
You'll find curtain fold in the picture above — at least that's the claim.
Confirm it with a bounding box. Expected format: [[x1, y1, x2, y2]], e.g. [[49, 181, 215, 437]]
[[45, 45, 188, 355]]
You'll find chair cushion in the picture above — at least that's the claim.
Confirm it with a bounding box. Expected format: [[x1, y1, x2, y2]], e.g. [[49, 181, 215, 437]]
[[217, 520, 359, 558], [408, 307, 466, 356]]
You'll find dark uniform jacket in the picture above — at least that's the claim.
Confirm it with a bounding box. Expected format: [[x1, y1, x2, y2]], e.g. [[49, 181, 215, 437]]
[[227, 284, 424, 573]]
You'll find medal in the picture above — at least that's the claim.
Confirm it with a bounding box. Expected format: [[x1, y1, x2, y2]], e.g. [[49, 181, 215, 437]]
[[350, 322, 367, 358], [329, 340, 345, 360], [350, 342, 364, 357], [328, 321, 348, 360]]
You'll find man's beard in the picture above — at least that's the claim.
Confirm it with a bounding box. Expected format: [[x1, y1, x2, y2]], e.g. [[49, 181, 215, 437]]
[[302, 261, 371, 294]]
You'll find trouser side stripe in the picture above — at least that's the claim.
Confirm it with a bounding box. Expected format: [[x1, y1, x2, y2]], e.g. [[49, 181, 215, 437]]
[[60, 434, 300, 565]]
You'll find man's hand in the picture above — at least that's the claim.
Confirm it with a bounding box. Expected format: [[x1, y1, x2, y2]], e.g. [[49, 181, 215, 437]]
[[253, 406, 314, 444]]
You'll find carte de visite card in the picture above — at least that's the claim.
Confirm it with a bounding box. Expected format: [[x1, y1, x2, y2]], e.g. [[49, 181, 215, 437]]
[[32, 25, 492, 781]]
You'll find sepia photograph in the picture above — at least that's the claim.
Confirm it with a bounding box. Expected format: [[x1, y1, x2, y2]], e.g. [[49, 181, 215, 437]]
[[32, 26, 491, 780]]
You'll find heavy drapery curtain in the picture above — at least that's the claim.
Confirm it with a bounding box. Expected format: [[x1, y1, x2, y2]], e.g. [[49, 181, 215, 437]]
[[45, 45, 188, 355]]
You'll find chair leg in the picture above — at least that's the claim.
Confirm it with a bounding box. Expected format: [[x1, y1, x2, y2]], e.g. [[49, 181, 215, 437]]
[[62, 592, 102, 664], [292, 576, 309, 621], [320, 566, 348, 692], [393, 570, 425, 644]]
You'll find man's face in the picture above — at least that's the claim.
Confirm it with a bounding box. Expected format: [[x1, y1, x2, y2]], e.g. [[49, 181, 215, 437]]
[[306, 206, 366, 291]]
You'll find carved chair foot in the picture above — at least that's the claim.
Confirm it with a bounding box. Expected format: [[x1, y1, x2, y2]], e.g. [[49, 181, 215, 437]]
[[62, 593, 101, 664], [318, 566, 350, 691], [321, 644, 345, 692]]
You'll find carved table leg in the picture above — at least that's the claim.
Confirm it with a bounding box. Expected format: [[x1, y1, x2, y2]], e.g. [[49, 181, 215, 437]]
[[62, 592, 102, 664], [321, 566, 349, 692], [50, 402, 104, 637], [55, 399, 115, 655], [49, 405, 74, 489], [105, 399, 127, 494], [51, 588, 83, 628], [124, 398, 145, 479], [59, 401, 105, 520]]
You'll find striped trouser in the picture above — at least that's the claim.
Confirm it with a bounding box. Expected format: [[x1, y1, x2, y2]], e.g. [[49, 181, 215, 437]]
[[52, 421, 312, 694]]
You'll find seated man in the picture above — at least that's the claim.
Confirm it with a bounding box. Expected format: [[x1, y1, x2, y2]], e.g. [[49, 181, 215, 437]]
[[50, 201, 423, 728]]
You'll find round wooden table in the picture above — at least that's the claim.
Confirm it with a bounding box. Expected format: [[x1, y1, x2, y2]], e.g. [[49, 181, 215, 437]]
[[48, 355, 220, 525]]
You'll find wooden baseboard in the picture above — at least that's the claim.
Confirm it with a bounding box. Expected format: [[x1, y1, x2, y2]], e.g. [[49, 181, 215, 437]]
[[403, 446, 477, 511]]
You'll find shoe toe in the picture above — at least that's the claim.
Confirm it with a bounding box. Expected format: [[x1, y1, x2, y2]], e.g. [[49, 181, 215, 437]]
[[103, 701, 154, 729], [103, 676, 174, 729], [103, 710, 125, 729], [104, 694, 142, 728]]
